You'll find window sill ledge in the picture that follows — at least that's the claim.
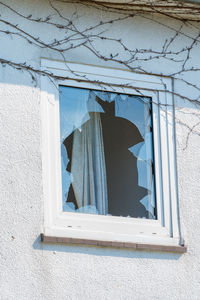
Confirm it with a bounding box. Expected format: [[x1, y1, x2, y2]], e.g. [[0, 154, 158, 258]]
[[41, 234, 187, 253]]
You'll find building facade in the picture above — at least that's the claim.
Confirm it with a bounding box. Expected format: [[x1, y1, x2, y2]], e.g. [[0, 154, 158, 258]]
[[0, 1, 200, 299]]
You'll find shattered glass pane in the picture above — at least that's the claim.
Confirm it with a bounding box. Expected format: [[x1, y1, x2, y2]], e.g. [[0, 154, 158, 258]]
[[59, 86, 156, 219]]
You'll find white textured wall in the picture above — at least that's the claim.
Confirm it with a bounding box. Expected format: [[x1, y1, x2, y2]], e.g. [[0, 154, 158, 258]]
[[0, 1, 200, 299]]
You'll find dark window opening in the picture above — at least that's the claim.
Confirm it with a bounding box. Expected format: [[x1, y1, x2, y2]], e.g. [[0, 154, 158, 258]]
[[59, 86, 156, 219]]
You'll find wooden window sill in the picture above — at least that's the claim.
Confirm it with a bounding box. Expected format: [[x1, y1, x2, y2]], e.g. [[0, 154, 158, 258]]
[[41, 234, 187, 253]]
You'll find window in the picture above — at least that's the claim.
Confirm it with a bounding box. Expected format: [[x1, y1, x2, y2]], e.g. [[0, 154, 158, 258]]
[[60, 87, 156, 219], [41, 59, 185, 251]]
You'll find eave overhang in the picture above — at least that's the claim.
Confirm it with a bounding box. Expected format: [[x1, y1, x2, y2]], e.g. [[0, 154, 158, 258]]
[[85, 0, 200, 21]]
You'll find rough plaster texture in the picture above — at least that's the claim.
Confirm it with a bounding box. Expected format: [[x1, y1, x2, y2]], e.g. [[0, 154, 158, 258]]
[[0, 1, 200, 299]]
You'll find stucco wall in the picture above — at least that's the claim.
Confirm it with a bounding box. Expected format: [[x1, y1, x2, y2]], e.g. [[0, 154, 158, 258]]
[[0, 1, 200, 299]]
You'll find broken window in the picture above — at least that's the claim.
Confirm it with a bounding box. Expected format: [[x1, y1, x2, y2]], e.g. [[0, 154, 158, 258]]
[[59, 86, 156, 219]]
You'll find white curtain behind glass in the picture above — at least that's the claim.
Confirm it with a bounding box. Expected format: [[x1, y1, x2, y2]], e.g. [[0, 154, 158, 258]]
[[70, 95, 108, 215]]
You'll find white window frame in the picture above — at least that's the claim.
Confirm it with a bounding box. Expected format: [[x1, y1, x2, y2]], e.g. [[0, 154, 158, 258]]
[[41, 58, 183, 249]]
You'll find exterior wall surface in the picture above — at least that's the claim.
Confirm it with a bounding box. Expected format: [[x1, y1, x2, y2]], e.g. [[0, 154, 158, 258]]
[[0, 1, 200, 299]]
